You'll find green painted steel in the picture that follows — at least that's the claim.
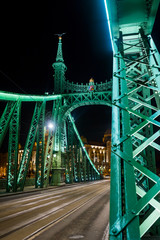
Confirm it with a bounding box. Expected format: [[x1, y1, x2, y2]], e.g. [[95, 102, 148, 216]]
[[110, 43, 122, 240], [0, 91, 61, 102], [104, 0, 160, 238], [52, 36, 67, 94], [77, 144, 81, 182], [35, 102, 46, 188], [0, 101, 17, 148], [17, 102, 45, 191], [120, 39, 140, 238], [62, 115, 99, 184], [68, 119, 74, 183], [7, 101, 21, 192], [68, 113, 99, 176], [43, 101, 57, 187]]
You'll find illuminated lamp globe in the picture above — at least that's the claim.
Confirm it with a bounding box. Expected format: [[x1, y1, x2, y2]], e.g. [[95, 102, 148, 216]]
[[48, 122, 55, 130]]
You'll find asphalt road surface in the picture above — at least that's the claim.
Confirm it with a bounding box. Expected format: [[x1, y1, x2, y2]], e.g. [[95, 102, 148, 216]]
[[0, 180, 110, 240]]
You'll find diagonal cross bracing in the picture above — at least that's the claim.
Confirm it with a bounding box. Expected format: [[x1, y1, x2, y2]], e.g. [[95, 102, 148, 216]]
[[110, 29, 160, 239], [7, 101, 21, 192], [17, 102, 45, 191]]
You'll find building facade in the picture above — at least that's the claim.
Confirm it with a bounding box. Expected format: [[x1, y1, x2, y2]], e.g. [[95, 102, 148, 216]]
[[0, 130, 111, 179], [84, 130, 111, 176], [85, 143, 109, 176]]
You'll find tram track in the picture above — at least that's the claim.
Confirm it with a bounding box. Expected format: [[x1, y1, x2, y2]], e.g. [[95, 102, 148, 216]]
[[0, 181, 109, 240], [24, 189, 107, 240]]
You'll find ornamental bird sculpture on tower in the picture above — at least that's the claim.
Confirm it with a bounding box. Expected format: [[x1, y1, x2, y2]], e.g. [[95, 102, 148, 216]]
[[54, 33, 66, 39]]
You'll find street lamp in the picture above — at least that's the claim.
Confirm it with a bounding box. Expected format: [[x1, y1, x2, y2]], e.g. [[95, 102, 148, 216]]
[[47, 121, 55, 131]]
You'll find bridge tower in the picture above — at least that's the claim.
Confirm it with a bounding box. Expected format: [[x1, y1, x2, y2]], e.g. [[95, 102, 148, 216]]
[[52, 36, 67, 94]]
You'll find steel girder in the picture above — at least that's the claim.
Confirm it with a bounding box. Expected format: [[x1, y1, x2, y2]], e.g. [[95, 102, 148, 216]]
[[43, 99, 67, 187], [35, 102, 46, 188], [64, 79, 111, 93], [7, 101, 21, 192], [0, 27, 111, 191], [0, 91, 61, 102], [62, 91, 112, 120], [68, 114, 100, 178], [0, 101, 17, 148], [68, 118, 75, 183], [17, 102, 45, 191], [66, 118, 82, 183], [64, 114, 100, 184], [43, 100, 58, 187], [110, 30, 160, 239]]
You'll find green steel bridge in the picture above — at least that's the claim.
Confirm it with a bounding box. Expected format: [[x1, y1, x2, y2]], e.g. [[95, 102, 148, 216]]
[[0, 0, 160, 239]]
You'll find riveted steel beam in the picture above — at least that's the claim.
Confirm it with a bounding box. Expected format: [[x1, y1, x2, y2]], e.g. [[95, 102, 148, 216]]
[[6, 101, 21, 192], [17, 102, 45, 191], [0, 101, 17, 148]]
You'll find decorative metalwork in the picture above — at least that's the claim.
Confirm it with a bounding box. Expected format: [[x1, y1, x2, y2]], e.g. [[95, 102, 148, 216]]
[[7, 101, 21, 192], [0, 101, 17, 148], [17, 102, 45, 191], [104, 0, 160, 238], [35, 102, 45, 188]]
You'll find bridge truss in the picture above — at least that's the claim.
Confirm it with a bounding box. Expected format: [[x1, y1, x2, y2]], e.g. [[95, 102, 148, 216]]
[[105, 0, 160, 239], [0, 32, 114, 192], [0, 80, 112, 192], [0, 92, 109, 191]]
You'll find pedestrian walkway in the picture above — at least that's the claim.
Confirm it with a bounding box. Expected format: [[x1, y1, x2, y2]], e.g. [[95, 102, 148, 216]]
[[0, 183, 65, 197]]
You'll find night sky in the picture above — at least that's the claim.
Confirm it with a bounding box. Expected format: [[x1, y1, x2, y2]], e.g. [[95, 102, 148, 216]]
[[0, 1, 160, 144]]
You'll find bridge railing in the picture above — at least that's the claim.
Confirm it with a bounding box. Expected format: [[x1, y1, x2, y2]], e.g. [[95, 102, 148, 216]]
[[64, 79, 112, 93]]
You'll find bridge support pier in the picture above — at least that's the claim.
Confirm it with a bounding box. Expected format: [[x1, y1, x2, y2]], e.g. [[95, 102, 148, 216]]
[[51, 151, 65, 186], [51, 168, 65, 186]]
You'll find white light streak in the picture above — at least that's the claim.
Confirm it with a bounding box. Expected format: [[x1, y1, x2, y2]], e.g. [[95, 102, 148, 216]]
[[104, 0, 115, 52]]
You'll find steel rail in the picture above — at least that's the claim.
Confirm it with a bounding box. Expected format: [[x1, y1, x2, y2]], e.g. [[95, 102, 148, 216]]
[[0, 186, 108, 239], [24, 188, 108, 240], [0, 91, 61, 102]]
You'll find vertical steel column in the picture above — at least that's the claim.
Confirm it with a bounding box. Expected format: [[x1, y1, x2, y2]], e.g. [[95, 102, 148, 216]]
[[7, 101, 21, 192], [52, 98, 65, 185], [0, 101, 17, 148], [88, 161, 91, 181], [74, 144, 78, 182], [65, 151, 70, 183], [110, 29, 160, 238], [83, 154, 86, 182], [148, 34, 160, 236], [92, 168, 95, 180], [110, 43, 122, 240], [77, 145, 81, 182], [140, 29, 156, 176], [72, 134, 76, 182], [80, 149, 84, 181], [71, 130, 74, 183], [91, 164, 94, 181], [86, 159, 90, 181], [68, 121, 73, 183], [119, 34, 140, 238], [17, 102, 44, 191], [65, 120, 70, 183], [35, 102, 45, 188], [44, 100, 58, 187]]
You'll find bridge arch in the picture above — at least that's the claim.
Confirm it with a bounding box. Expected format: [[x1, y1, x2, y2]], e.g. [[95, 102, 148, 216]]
[[62, 100, 112, 121]]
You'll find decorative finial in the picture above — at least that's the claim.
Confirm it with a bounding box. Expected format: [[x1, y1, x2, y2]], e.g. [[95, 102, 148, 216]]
[[54, 33, 66, 40], [54, 33, 66, 62]]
